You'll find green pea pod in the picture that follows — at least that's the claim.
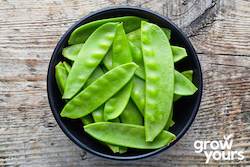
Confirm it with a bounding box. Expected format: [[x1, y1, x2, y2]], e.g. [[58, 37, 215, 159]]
[[171, 46, 188, 62], [55, 62, 68, 95], [104, 23, 133, 121], [85, 66, 104, 88], [128, 29, 186, 63], [120, 100, 143, 125], [131, 76, 145, 115], [63, 61, 71, 73], [174, 70, 197, 95], [81, 115, 94, 125], [102, 49, 113, 70], [174, 70, 193, 101], [68, 16, 145, 45], [141, 21, 174, 142], [112, 23, 132, 67], [84, 122, 176, 149], [62, 44, 83, 61], [127, 28, 171, 49], [60, 62, 138, 119], [129, 41, 145, 79], [132, 69, 196, 114], [63, 22, 118, 99]]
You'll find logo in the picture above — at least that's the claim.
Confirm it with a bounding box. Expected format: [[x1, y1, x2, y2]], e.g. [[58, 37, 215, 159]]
[[194, 134, 244, 163]]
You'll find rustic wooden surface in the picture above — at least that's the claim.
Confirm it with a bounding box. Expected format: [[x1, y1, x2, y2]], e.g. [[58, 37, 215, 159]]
[[0, 0, 249, 166]]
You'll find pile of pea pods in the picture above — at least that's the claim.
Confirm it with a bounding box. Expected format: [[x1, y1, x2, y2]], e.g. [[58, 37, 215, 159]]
[[55, 16, 198, 153]]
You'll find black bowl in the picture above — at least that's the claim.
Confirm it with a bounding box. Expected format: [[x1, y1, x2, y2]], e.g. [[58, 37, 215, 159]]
[[47, 6, 203, 160]]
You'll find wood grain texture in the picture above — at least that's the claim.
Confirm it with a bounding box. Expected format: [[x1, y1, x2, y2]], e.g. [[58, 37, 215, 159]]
[[0, 0, 249, 166]]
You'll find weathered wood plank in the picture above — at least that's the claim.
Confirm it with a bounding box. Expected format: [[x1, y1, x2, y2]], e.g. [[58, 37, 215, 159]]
[[0, 0, 249, 166]]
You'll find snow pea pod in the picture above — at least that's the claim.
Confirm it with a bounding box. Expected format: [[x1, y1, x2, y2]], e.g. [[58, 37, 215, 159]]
[[174, 70, 197, 95], [84, 122, 176, 149], [120, 100, 143, 125], [68, 16, 145, 45], [174, 70, 193, 101], [128, 29, 186, 63], [127, 28, 171, 48], [171, 46, 188, 62], [164, 108, 174, 130], [62, 44, 83, 61], [55, 62, 68, 95], [131, 76, 145, 115], [63, 61, 71, 73], [104, 24, 133, 121], [60, 62, 138, 119], [129, 41, 145, 79], [63, 22, 118, 99], [141, 21, 174, 141]]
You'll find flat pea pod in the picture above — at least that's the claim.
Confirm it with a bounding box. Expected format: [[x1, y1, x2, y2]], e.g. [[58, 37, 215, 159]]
[[104, 24, 133, 121], [141, 21, 174, 141], [174, 70, 193, 101], [132, 70, 196, 114], [120, 100, 143, 125], [84, 122, 176, 149], [171, 46, 188, 62], [127, 28, 171, 48], [55, 62, 68, 95], [129, 41, 145, 79], [60, 62, 138, 119], [131, 76, 145, 116], [81, 115, 94, 125], [112, 23, 132, 67], [62, 44, 83, 61], [63, 61, 71, 73], [174, 70, 197, 95], [128, 29, 187, 63], [63, 22, 118, 99], [68, 16, 145, 45], [102, 49, 113, 70]]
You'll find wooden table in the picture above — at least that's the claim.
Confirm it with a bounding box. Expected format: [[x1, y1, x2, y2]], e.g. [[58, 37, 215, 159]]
[[0, 0, 249, 166]]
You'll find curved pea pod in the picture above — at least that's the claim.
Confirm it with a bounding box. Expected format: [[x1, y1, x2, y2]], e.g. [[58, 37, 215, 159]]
[[171, 46, 188, 62], [60, 62, 138, 119], [174, 70, 193, 102], [62, 44, 83, 61], [102, 49, 113, 70], [85, 66, 104, 87], [129, 41, 145, 79], [174, 70, 197, 96], [141, 21, 174, 142], [131, 76, 145, 115], [120, 100, 143, 125], [104, 24, 133, 121], [63, 61, 71, 73], [55, 62, 68, 95], [68, 16, 145, 45], [112, 23, 132, 67], [63, 22, 118, 99], [127, 28, 171, 48], [84, 122, 176, 149], [104, 81, 133, 121], [81, 115, 94, 125]]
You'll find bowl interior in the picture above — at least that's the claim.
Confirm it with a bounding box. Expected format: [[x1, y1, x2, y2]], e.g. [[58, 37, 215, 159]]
[[47, 7, 202, 160]]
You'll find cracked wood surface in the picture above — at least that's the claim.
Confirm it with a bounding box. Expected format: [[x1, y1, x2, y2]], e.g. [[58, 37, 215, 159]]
[[0, 0, 250, 166]]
